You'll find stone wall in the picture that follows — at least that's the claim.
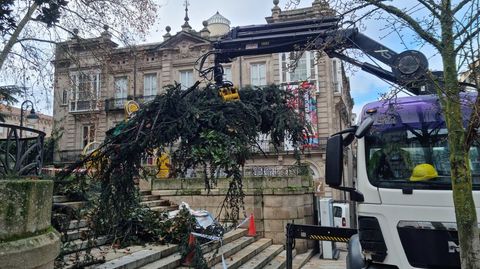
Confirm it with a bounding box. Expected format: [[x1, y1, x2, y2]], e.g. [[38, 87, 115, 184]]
[[152, 175, 315, 253]]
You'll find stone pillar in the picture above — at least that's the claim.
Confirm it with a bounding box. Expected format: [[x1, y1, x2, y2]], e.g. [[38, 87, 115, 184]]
[[0, 180, 61, 269]]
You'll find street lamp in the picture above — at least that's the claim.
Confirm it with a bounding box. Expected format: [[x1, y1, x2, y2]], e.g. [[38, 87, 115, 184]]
[[20, 100, 39, 137]]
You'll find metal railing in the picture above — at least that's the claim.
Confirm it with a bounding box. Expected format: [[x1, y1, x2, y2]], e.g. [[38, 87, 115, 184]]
[[0, 123, 45, 177], [105, 95, 158, 112], [250, 137, 329, 153]]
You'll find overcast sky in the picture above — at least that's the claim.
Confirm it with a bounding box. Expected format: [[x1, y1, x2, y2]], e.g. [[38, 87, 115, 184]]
[[143, 0, 443, 119]]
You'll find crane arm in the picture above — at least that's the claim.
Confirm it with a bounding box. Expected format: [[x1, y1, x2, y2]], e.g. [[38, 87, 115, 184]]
[[211, 17, 430, 95]]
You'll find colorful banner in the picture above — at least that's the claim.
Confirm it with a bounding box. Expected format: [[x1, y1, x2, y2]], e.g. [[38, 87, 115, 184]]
[[285, 81, 319, 148]]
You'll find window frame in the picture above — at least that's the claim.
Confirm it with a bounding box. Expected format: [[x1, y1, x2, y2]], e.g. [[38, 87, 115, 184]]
[[179, 70, 194, 90], [69, 70, 101, 112], [250, 62, 267, 86], [143, 73, 157, 100]]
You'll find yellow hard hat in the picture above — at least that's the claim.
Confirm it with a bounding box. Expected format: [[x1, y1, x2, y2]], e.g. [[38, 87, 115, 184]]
[[410, 164, 438, 181]]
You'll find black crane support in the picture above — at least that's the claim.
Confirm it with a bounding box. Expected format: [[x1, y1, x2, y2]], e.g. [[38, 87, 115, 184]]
[[285, 223, 358, 269]]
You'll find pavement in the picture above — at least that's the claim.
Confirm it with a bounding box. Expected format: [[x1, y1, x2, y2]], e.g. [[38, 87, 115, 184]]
[[301, 245, 347, 269]]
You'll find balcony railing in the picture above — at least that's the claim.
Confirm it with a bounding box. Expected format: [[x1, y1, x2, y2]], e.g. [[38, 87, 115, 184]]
[[105, 95, 157, 112], [69, 99, 99, 113], [0, 123, 45, 177], [250, 137, 328, 154]]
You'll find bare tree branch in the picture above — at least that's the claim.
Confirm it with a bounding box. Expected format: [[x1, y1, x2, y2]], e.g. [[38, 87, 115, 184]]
[[16, 38, 58, 45], [453, 9, 480, 40], [455, 27, 480, 53], [362, 0, 442, 49], [452, 0, 473, 14], [417, 0, 441, 18]]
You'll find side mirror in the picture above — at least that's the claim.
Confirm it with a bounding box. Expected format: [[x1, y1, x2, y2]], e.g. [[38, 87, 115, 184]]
[[355, 117, 374, 138], [325, 135, 343, 187]]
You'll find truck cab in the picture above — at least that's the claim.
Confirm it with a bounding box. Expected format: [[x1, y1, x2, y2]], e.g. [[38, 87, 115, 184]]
[[328, 93, 480, 268]]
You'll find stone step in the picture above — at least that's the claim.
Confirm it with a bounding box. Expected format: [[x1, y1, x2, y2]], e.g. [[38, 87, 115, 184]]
[[149, 205, 177, 213], [211, 238, 272, 269], [92, 244, 178, 269], [140, 195, 161, 202], [139, 190, 152, 196], [63, 227, 90, 241], [138, 252, 182, 269], [263, 249, 297, 269], [140, 200, 171, 207], [292, 249, 315, 269], [237, 244, 284, 269], [68, 219, 88, 230], [54, 195, 69, 203], [200, 228, 247, 254], [97, 229, 247, 269], [204, 236, 256, 268], [54, 201, 86, 209], [61, 236, 109, 255]]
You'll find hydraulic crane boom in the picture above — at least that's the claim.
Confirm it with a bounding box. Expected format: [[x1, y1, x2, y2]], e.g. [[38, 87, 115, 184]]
[[211, 16, 430, 95]]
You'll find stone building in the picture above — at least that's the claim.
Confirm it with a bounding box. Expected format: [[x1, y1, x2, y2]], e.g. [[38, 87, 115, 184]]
[[52, 0, 353, 199], [0, 104, 53, 138]]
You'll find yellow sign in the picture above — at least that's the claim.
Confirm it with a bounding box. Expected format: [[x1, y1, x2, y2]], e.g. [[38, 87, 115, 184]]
[[124, 100, 140, 119]]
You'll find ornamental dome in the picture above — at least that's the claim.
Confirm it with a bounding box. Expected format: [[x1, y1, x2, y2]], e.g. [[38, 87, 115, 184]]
[[206, 11, 231, 36], [207, 11, 231, 26]]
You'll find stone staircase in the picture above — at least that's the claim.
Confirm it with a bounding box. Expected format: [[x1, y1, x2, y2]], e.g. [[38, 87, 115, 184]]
[[139, 190, 178, 213], [53, 190, 178, 265], [87, 229, 313, 269], [53, 193, 315, 268]]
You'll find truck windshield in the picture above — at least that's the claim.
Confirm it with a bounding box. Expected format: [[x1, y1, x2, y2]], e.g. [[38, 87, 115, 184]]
[[364, 97, 480, 190]]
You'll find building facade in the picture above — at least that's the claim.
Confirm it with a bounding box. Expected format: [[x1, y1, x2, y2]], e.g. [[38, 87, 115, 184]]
[[52, 0, 353, 199], [0, 104, 53, 138]]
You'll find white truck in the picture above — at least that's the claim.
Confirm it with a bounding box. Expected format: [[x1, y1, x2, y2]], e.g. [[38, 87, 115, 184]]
[[326, 93, 478, 268]]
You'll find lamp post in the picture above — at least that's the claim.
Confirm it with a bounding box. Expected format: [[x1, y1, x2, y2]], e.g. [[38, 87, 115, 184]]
[[20, 100, 39, 138]]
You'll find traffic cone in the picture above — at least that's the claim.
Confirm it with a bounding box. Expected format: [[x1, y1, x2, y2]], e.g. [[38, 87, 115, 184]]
[[182, 233, 196, 266], [247, 213, 256, 237]]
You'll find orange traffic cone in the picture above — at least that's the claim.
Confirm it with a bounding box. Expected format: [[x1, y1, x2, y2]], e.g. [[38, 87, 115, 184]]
[[182, 234, 196, 266], [247, 213, 256, 237]]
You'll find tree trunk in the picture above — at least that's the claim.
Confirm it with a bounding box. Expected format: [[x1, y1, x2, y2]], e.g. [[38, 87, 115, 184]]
[[441, 1, 480, 267], [0, 2, 38, 70]]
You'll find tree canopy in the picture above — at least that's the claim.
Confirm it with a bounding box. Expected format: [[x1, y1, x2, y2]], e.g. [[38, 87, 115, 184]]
[[0, 0, 159, 105]]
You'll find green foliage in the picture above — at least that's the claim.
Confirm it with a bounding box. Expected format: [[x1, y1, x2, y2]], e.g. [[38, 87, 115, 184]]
[[34, 0, 68, 27], [60, 83, 308, 249], [0, 86, 20, 122], [0, 0, 15, 36]]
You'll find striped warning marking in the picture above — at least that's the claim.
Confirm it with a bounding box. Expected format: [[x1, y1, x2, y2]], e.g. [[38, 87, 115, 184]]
[[308, 235, 350, 242]]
